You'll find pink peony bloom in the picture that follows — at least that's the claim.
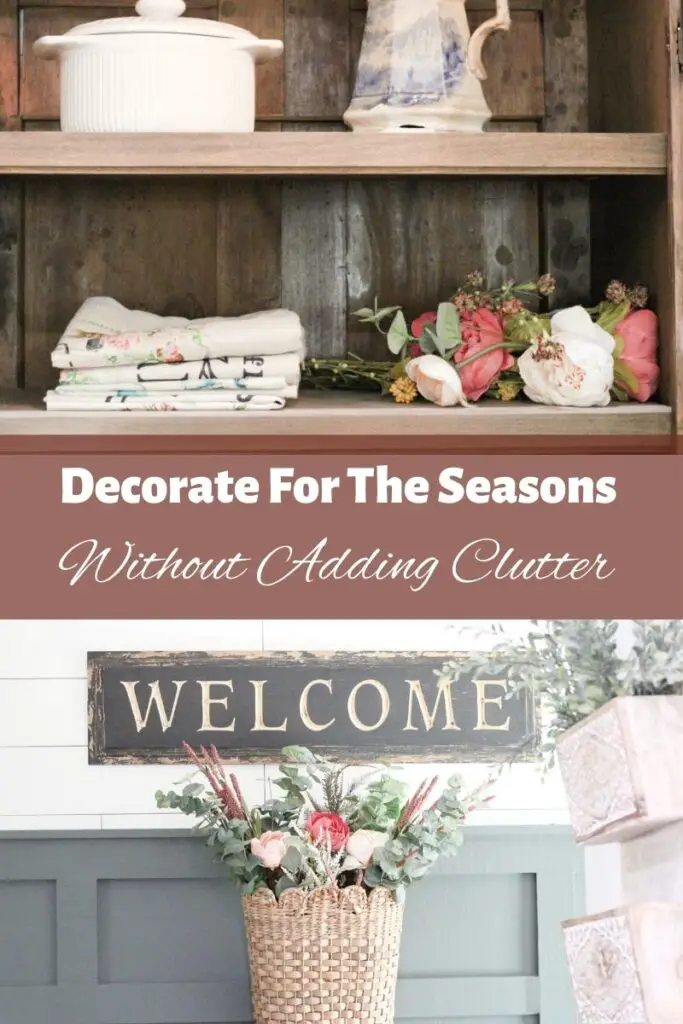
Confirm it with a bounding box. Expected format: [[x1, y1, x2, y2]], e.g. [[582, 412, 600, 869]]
[[411, 311, 437, 338], [306, 811, 350, 852], [250, 831, 287, 870], [455, 309, 513, 402], [614, 309, 660, 402]]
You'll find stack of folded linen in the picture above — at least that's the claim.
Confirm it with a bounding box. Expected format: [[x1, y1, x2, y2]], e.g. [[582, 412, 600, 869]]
[[45, 297, 305, 412]]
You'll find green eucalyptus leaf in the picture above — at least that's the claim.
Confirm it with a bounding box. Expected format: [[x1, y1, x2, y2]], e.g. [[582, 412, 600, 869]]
[[219, 836, 247, 855], [436, 302, 461, 350], [364, 865, 384, 889], [422, 324, 447, 357], [275, 876, 297, 897], [377, 857, 401, 881], [281, 845, 304, 874], [375, 305, 401, 320], [387, 311, 409, 355], [183, 782, 205, 798], [282, 745, 317, 764], [419, 328, 437, 355]]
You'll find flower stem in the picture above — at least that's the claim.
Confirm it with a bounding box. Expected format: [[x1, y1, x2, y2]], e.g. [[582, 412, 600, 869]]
[[455, 341, 527, 371]]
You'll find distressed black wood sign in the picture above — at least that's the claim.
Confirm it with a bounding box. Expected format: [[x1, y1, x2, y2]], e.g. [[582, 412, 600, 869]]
[[87, 651, 538, 764]]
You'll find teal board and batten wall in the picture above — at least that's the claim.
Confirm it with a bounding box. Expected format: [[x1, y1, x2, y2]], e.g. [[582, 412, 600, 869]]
[[0, 826, 583, 1024]]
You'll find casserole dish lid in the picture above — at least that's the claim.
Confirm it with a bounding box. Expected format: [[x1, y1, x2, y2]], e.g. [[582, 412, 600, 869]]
[[56, 0, 271, 42]]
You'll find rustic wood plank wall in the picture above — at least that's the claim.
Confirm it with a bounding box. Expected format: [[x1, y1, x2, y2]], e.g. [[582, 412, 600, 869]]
[[1, 0, 583, 389], [542, 0, 590, 307], [587, 0, 677, 414], [0, 0, 20, 390]]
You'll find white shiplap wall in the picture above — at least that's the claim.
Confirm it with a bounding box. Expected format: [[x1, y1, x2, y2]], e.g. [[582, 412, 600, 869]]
[[0, 618, 621, 910], [0, 618, 572, 830]]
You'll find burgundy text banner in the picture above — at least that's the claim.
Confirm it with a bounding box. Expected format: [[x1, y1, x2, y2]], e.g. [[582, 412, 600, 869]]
[[1, 453, 682, 618]]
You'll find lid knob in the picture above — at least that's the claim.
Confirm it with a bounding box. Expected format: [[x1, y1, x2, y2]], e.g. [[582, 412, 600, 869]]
[[135, 0, 186, 19]]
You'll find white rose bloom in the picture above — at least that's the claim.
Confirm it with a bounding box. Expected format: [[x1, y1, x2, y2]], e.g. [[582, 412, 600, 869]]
[[405, 354, 468, 408], [342, 829, 389, 870], [518, 306, 615, 408]]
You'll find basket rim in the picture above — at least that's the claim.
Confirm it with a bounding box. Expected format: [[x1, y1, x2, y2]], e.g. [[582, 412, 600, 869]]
[[242, 884, 401, 916]]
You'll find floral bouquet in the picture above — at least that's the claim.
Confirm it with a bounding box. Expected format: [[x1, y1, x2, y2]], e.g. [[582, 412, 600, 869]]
[[302, 274, 660, 408], [155, 742, 490, 895], [156, 744, 493, 1024]]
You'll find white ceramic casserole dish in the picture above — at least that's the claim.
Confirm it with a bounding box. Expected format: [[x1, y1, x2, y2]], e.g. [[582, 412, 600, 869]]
[[34, 0, 283, 133]]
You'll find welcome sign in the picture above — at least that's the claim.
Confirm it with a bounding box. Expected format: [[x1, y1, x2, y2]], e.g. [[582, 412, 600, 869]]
[[87, 651, 538, 764]]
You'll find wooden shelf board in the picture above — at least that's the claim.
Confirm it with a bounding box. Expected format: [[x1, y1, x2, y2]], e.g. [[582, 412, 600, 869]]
[[0, 390, 672, 436], [0, 132, 666, 176]]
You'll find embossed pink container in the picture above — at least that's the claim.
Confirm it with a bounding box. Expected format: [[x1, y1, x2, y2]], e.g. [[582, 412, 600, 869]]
[[556, 695, 683, 845]]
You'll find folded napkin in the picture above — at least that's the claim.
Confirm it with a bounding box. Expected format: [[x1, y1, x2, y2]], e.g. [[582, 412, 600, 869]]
[[59, 353, 302, 387], [53, 378, 298, 399], [51, 298, 305, 370], [45, 391, 286, 412]]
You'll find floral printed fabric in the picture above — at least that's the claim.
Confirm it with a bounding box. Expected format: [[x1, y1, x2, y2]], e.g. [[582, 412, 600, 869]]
[[51, 298, 306, 370], [58, 353, 302, 387], [46, 298, 305, 413], [44, 392, 286, 412], [53, 378, 298, 399]]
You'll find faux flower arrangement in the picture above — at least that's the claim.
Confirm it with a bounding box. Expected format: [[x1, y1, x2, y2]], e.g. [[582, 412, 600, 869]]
[[155, 743, 491, 897], [302, 274, 659, 408]]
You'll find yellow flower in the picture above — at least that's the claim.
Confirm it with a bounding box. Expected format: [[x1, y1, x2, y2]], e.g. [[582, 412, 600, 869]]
[[497, 381, 522, 402], [389, 376, 418, 404]]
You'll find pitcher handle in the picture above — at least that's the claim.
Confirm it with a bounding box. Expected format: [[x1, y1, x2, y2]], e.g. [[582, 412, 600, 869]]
[[467, 0, 511, 81]]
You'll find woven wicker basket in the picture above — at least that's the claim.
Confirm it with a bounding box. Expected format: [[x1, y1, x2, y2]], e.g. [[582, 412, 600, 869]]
[[242, 885, 404, 1024]]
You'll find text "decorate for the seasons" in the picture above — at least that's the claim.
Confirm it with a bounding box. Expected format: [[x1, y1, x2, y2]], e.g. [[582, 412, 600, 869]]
[[61, 465, 618, 507]]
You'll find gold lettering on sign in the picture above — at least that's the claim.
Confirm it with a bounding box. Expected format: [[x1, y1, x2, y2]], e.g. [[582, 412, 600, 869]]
[[347, 680, 390, 732], [251, 680, 288, 732], [404, 679, 460, 731], [473, 680, 510, 731], [121, 679, 186, 733], [299, 679, 335, 732], [197, 681, 235, 731]]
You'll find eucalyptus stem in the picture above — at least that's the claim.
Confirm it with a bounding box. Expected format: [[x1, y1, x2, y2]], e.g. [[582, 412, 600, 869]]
[[302, 356, 395, 392]]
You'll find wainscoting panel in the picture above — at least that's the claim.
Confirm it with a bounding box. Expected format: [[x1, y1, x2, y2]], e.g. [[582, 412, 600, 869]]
[[0, 826, 583, 1024]]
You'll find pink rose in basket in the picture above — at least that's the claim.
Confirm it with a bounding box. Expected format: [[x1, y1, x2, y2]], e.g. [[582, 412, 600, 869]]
[[250, 831, 287, 870], [306, 811, 350, 853], [455, 309, 513, 402], [614, 309, 659, 402]]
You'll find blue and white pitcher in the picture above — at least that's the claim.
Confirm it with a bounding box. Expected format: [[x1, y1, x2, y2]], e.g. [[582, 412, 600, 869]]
[[344, 0, 510, 132]]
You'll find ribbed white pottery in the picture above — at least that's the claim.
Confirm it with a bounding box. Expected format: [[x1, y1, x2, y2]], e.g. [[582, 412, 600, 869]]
[[34, 0, 283, 133]]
